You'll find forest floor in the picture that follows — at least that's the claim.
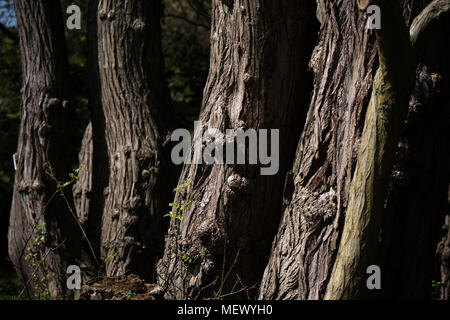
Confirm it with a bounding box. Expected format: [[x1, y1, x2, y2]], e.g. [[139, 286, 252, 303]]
[[80, 274, 163, 300]]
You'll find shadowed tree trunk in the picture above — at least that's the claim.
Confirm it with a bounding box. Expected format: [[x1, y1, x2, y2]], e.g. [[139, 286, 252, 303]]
[[259, 0, 379, 300], [324, 0, 416, 299], [86, 0, 176, 280], [380, 0, 450, 299], [157, 0, 318, 299], [325, 0, 450, 300], [259, 0, 442, 300], [8, 0, 91, 298]]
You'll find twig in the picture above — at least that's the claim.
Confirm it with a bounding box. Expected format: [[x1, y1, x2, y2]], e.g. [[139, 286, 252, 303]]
[[59, 190, 99, 265], [17, 240, 66, 299], [210, 283, 257, 300]]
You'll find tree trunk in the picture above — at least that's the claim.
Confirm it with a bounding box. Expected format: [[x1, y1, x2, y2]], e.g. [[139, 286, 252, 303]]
[[259, 0, 435, 300], [325, 0, 450, 300], [8, 0, 89, 298], [89, 0, 176, 280], [381, 0, 450, 299], [157, 0, 318, 299], [324, 0, 416, 300], [260, 0, 449, 300], [259, 0, 379, 300]]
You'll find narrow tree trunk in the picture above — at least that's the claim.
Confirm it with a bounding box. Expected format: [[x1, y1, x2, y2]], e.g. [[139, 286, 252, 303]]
[[8, 0, 88, 298], [90, 0, 176, 279], [157, 0, 318, 299]]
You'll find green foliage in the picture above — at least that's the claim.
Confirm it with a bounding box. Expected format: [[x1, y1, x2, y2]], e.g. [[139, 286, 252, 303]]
[[56, 167, 81, 190], [24, 223, 51, 300], [431, 280, 447, 300], [101, 244, 118, 263], [164, 181, 195, 220], [181, 249, 207, 266], [43, 162, 81, 191], [162, 0, 210, 128], [121, 290, 132, 300], [174, 181, 192, 191]]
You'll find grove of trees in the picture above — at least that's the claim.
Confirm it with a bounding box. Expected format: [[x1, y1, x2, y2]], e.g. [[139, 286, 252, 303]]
[[1, 0, 449, 300]]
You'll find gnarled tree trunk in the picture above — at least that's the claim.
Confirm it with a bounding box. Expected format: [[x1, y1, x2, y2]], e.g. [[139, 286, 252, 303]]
[[380, 0, 450, 299], [260, 0, 449, 300], [259, 0, 433, 300], [259, 0, 379, 300], [8, 0, 89, 298], [85, 0, 176, 280], [157, 0, 318, 299]]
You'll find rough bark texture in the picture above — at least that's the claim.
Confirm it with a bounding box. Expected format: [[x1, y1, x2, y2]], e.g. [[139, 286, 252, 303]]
[[157, 0, 318, 299], [73, 122, 93, 227], [259, 0, 378, 300], [324, 0, 416, 300], [259, 0, 428, 300], [91, 0, 176, 280], [8, 0, 449, 301], [325, 0, 450, 300], [8, 0, 88, 298]]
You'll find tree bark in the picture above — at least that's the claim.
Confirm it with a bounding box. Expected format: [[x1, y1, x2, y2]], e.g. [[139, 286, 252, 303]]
[[381, 0, 450, 299], [89, 0, 176, 280], [325, 0, 450, 300], [157, 0, 318, 299], [324, 0, 416, 300], [8, 0, 89, 298], [259, 0, 378, 300], [259, 0, 430, 300]]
